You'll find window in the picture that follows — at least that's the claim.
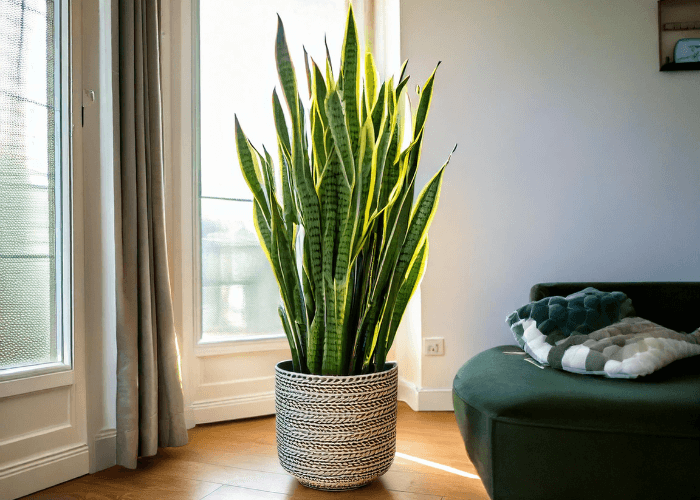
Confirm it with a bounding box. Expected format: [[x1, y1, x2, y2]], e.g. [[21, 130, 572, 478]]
[[0, 0, 70, 377], [196, 0, 349, 342]]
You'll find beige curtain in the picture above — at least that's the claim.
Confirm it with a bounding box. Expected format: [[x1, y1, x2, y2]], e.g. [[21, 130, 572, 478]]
[[114, 0, 188, 469]]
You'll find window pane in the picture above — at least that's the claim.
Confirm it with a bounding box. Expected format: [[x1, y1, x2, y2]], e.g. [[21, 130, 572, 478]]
[[0, 0, 61, 370], [198, 0, 347, 340], [199, 0, 347, 200], [201, 199, 281, 339]]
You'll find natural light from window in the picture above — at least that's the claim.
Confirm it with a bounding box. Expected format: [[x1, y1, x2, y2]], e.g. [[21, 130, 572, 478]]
[[198, 0, 347, 341], [0, 0, 66, 374]]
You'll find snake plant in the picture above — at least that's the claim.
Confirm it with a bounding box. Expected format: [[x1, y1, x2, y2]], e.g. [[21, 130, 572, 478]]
[[235, 5, 454, 375]]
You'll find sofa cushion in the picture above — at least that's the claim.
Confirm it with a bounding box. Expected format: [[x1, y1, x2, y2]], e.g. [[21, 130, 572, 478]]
[[454, 345, 700, 438], [453, 346, 700, 499]]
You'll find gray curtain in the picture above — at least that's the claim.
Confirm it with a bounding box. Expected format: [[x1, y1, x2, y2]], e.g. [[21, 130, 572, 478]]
[[114, 0, 188, 469]]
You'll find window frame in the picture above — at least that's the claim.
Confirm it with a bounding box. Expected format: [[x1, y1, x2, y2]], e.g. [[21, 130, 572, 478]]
[[0, 0, 73, 383]]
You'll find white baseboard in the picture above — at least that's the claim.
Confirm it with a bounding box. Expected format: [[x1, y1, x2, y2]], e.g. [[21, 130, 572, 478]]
[[91, 428, 116, 473], [398, 377, 420, 410], [190, 391, 275, 424], [398, 377, 454, 411], [188, 379, 453, 427], [185, 405, 196, 430], [0, 443, 89, 500]]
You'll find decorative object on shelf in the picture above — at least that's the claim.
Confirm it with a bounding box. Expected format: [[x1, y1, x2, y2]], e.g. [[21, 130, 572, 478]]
[[234, 3, 453, 491], [674, 38, 700, 63], [658, 0, 700, 71], [275, 360, 398, 490]]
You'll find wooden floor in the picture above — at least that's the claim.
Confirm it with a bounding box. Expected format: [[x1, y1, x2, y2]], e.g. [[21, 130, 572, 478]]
[[21, 403, 489, 500]]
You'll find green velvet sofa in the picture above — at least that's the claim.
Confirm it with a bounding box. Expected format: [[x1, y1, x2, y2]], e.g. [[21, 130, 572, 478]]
[[453, 282, 700, 500]]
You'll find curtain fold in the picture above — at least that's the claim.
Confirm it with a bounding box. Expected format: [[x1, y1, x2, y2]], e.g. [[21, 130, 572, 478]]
[[115, 0, 188, 469]]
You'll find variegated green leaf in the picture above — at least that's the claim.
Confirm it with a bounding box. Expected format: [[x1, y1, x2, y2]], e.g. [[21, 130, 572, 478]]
[[365, 51, 378, 110], [272, 89, 291, 156], [380, 238, 429, 368], [303, 46, 312, 100], [371, 83, 386, 141], [325, 90, 355, 188], [235, 117, 270, 221], [340, 4, 360, 153], [413, 62, 440, 139], [312, 60, 328, 125], [279, 305, 301, 372], [275, 16, 299, 126]]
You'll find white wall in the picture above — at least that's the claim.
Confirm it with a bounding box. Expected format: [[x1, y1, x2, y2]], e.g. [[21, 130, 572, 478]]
[[400, 0, 700, 391]]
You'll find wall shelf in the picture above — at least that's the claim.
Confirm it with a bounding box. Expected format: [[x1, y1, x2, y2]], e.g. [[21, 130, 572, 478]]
[[660, 62, 700, 71], [658, 0, 700, 71]]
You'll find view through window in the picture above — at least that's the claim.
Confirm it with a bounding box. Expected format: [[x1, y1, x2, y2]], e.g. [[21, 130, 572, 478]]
[[0, 0, 67, 373], [198, 0, 347, 341]]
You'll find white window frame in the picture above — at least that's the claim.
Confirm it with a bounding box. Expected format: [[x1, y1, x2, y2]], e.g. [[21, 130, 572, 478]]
[[0, 0, 73, 386]]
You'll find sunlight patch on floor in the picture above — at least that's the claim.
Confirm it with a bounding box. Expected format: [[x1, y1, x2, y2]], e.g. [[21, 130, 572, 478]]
[[395, 452, 480, 479]]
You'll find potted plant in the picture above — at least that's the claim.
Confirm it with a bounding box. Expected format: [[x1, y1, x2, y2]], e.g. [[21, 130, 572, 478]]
[[235, 4, 454, 491]]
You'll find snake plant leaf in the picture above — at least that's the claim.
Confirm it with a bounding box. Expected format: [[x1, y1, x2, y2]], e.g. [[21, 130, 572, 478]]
[[391, 238, 428, 343], [414, 62, 441, 140], [308, 302, 325, 373], [361, 87, 368, 126], [311, 105, 326, 183], [325, 35, 333, 76], [312, 60, 328, 125], [395, 165, 446, 294], [325, 90, 355, 189], [294, 226, 309, 360], [371, 83, 386, 141], [275, 16, 299, 127], [332, 133, 369, 374], [353, 120, 376, 255], [302, 259, 315, 322], [272, 202, 303, 324], [252, 199, 272, 264], [398, 60, 408, 82], [272, 89, 291, 157], [365, 51, 378, 111], [261, 146, 278, 207], [235, 116, 270, 222], [376, 238, 429, 369], [303, 46, 312, 100], [369, 94, 395, 215], [278, 143, 297, 229], [279, 304, 301, 372], [318, 151, 340, 374], [379, 126, 401, 210], [360, 298, 385, 373], [340, 3, 360, 153], [370, 170, 413, 305], [395, 76, 410, 105]]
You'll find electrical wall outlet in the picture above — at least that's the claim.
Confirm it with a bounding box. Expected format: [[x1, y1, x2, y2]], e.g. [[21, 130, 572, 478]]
[[423, 337, 444, 356]]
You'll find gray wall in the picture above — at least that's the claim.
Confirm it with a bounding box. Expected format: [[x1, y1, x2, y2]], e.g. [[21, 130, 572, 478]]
[[400, 0, 700, 389]]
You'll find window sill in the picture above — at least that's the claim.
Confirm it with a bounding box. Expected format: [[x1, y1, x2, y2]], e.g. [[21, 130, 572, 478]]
[[194, 334, 289, 357], [0, 366, 74, 398]]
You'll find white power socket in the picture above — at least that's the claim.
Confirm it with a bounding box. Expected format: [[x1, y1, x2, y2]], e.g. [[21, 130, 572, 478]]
[[423, 337, 444, 356]]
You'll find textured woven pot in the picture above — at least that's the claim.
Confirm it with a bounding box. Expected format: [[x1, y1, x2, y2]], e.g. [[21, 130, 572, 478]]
[[274, 360, 399, 491]]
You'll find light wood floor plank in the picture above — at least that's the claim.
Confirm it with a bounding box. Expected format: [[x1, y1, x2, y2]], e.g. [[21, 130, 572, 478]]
[[20, 403, 489, 500]]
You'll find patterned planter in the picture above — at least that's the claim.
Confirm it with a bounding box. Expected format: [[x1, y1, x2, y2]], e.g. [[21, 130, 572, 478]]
[[274, 360, 399, 490]]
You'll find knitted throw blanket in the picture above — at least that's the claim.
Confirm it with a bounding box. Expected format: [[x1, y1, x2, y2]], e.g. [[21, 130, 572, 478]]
[[506, 287, 700, 378]]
